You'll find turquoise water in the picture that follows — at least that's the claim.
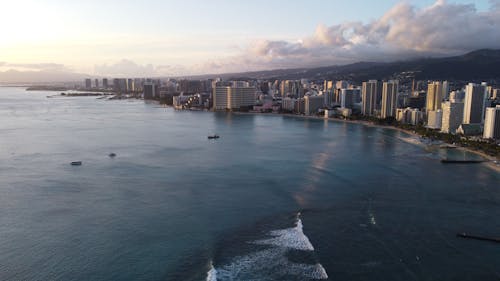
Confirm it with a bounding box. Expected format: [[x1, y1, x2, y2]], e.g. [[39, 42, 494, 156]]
[[0, 87, 499, 281]]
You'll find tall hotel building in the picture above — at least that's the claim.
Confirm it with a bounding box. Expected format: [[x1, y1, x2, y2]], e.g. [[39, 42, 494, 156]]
[[441, 101, 464, 134], [381, 80, 398, 119], [483, 105, 500, 139], [213, 86, 256, 111], [463, 83, 487, 124], [362, 80, 382, 116], [426, 81, 444, 112]]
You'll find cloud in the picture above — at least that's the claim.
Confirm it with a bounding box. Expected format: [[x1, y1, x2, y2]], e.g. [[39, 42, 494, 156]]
[[94, 59, 156, 77], [1, 62, 71, 72], [209, 0, 500, 73]]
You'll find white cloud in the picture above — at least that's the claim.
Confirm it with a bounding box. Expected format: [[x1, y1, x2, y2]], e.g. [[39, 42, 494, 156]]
[[94, 59, 155, 77], [204, 0, 500, 73]]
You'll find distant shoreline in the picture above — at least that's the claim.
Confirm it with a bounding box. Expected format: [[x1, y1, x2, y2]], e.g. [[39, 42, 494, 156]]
[[233, 111, 500, 173]]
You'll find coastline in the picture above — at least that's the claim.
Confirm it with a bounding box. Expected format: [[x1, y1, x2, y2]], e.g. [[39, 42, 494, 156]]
[[233, 111, 500, 173]]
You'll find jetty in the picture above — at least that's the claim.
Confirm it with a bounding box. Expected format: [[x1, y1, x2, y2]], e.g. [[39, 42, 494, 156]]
[[440, 159, 485, 164], [457, 233, 500, 243]]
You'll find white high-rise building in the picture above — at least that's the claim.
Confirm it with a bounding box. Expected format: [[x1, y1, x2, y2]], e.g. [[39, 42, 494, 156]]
[[463, 83, 487, 124], [427, 109, 443, 129], [381, 80, 398, 118], [426, 81, 443, 112], [213, 86, 256, 111], [483, 105, 500, 139], [441, 101, 464, 134]]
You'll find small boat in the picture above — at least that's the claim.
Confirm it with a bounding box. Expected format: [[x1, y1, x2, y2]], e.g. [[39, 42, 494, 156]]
[[207, 135, 220, 139], [70, 161, 82, 166], [109, 153, 116, 158]]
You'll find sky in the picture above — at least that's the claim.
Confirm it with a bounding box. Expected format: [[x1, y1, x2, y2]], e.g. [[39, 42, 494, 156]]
[[0, 0, 499, 78]]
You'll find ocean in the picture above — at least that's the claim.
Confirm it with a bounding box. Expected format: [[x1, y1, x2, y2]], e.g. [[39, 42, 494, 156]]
[[0, 87, 499, 281]]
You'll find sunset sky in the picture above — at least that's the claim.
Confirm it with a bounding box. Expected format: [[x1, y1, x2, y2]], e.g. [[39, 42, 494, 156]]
[[1, 0, 499, 78]]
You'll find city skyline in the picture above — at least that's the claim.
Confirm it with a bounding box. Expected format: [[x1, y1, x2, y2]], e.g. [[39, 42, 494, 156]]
[[1, 0, 499, 80]]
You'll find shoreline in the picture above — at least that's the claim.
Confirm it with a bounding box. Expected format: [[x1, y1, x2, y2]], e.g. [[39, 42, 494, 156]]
[[233, 111, 500, 173]]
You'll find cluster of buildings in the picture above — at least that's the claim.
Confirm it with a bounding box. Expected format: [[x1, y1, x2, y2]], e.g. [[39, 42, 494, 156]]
[[83, 76, 500, 141]]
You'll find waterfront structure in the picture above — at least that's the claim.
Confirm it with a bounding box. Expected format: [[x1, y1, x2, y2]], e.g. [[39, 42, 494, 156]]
[[304, 95, 324, 116], [282, 97, 297, 112], [426, 81, 444, 112], [396, 107, 423, 125], [483, 105, 500, 139], [381, 80, 398, 118], [441, 101, 464, 134], [361, 80, 382, 116], [143, 82, 158, 99], [213, 86, 256, 111], [463, 82, 487, 124], [427, 109, 443, 129], [85, 78, 92, 89], [113, 78, 128, 93]]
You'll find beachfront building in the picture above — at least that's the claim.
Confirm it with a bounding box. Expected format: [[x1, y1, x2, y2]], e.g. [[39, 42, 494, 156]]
[[483, 105, 500, 140], [441, 101, 464, 134], [304, 95, 324, 116], [213, 86, 256, 111], [427, 109, 443, 129], [463, 82, 487, 124], [396, 107, 423, 125], [361, 80, 382, 116], [381, 80, 398, 119]]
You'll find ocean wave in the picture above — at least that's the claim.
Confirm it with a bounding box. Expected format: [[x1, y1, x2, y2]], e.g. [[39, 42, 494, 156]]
[[253, 215, 314, 251], [206, 261, 217, 281], [206, 213, 328, 280]]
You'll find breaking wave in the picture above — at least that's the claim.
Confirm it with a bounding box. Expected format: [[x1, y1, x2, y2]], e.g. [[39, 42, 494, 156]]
[[206, 213, 328, 281]]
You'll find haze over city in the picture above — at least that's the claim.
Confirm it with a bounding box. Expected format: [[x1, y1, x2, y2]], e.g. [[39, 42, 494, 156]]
[[1, 0, 500, 80]]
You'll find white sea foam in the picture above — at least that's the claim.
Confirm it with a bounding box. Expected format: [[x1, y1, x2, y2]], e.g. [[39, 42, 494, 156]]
[[206, 261, 217, 281], [209, 213, 328, 280], [254, 218, 315, 251]]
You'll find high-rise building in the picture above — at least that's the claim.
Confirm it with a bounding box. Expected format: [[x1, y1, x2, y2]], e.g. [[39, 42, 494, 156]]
[[492, 89, 499, 100], [323, 90, 335, 107], [381, 80, 398, 118], [361, 80, 381, 116], [143, 82, 158, 99], [127, 79, 135, 92], [94, 79, 99, 89], [340, 88, 361, 109], [84, 78, 92, 89], [213, 86, 256, 111], [102, 78, 109, 89], [304, 95, 324, 116], [442, 81, 449, 100], [483, 105, 500, 139], [426, 81, 443, 112], [463, 82, 487, 124], [323, 80, 333, 91], [441, 101, 464, 134], [427, 110, 443, 129]]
